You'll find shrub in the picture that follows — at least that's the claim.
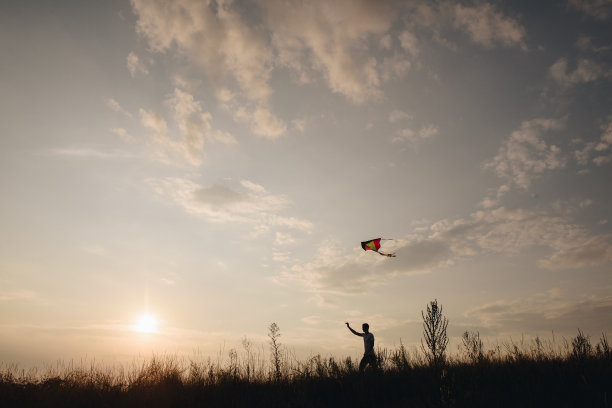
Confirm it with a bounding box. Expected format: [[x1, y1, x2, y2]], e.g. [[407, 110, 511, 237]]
[[421, 299, 449, 367], [461, 330, 483, 363], [571, 329, 592, 360]]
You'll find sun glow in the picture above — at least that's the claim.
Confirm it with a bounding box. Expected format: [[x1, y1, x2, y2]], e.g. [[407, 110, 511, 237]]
[[133, 313, 158, 334]]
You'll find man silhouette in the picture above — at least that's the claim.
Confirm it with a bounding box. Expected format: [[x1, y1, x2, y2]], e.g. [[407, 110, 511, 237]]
[[346, 322, 376, 371]]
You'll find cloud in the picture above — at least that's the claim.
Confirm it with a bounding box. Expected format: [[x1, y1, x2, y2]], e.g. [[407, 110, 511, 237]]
[[388, 109, 412, 122], [398, 30, 420, 57], [278, 109, 610, 300], [130, 0, 418, 106], [567, 0, 612, 20], [548, 57, 609, 88], [466, 290, 612, 335], [593, 115, 612, 164], [484, 118, 566, 190], [275, 232, 296, 246], [169, 88, 233, 164], [597, 116, 612, 148], [0, 290, 38, 302], [172, 75, 202, 91], [148, 177, 313, 231], [393, 124, 439, 145], [138, 89, 236, 165], [479, 184, 510, 209], [277, 234, 458, 299], [453, 3, 527, 49], [140, 108, 167, 137], [278, 244, 387, 297], [131, 0, 273, 102], [110, 127, 134, 143], [381, 238, 453, 273], [409, 1, 526, 50], [301, 315, 321, 325], [127, 51, 149, 77], [279, 198, 612, 303], [576, 35, 612, 53], [106, 98, 133, 118], [460, 204, 612, 271], [48, 147, 132, 160], [593, 154, 612, 165], [262, 0, 397, 104], [573, 114, 612, 167], [129, 0, 530, 112], [292, 119, 306, 133], [235, 106, 287, 140], [131, 0, 288, 140], [539, 236, 612, 269], [139, 108, 175, 163], [574, 139, 597, 166]]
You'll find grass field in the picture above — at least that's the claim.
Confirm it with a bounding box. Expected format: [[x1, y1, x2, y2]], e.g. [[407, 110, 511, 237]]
[[1, 330, 610, 407]]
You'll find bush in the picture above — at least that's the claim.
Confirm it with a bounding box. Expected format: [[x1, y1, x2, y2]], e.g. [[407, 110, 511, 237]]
[[421, 299, 449, 367]]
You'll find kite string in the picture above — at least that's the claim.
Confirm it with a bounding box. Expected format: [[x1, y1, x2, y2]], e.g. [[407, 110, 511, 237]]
[[378, 239, 396, 257], [378, 239, 395, 257]]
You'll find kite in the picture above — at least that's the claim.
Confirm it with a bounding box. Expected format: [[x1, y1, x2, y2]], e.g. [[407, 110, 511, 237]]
[[361, 238, 396, 257]]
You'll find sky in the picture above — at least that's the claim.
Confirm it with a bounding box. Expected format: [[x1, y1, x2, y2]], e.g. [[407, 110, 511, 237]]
[[1, 0, 611, 367]]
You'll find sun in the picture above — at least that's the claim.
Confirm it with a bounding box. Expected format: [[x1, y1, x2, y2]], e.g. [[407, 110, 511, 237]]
[[133, 313, 158, 334]]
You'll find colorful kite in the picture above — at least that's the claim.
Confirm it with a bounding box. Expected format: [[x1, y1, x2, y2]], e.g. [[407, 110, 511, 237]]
[[361, 238, 396, 257]]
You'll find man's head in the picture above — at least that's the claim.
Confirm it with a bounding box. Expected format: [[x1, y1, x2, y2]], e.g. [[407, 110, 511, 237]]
[[362, 323, 369, 333]]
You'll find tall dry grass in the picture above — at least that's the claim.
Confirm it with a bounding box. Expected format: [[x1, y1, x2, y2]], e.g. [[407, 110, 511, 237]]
[[1, 330, 610, 407]]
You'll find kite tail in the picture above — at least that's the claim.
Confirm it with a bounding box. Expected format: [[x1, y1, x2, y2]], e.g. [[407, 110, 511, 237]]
[[378, 251, 396, 257]]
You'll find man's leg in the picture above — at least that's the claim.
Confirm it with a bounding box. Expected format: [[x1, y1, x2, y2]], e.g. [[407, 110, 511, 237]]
[[368, 353, 378, 370], [359, 354, 367, 372]]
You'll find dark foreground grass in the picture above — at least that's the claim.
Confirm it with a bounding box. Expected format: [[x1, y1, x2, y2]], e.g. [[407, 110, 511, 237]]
[[1, 342, 611, 407]]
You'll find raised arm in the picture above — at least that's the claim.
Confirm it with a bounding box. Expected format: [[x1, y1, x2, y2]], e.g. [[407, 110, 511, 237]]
[[345, 322, 364, 337]]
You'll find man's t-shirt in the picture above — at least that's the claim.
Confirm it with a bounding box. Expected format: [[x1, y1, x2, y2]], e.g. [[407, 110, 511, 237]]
[[363, 332, 374, 355]]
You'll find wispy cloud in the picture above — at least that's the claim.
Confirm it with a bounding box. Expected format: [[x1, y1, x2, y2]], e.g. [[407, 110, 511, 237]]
[[567, 0, 612, 20], [129, 0, 416, 108], [484, 118, 566, 191], [410, 1, 527, 50], [131, 0, 272, 100], [275, 232, 296, 246], [0, 290, 38, 302], [277, 242, 388, 297], [262, 0, 397, 104], [548, 57, 610, 88], [470, 205, 612, 269], [593, 115, 612, 164], [278, 106, 610, 304], [170, 88, 236, 164], [109, 127, 134, 143], [148, 177, 313, 232], [280, 201, 612, 302], [539, 235, 612, 269], [573, 114, 612, 167], [129, 0, 531, 141], [466, 290, 612, 335], [138, 88, 236, 166], [130, 0, 286, 139], [393, 124, 439, 146], [234, 106, 287, 140], [106, 98, 133, 118], [277, 236, 454, 299], [127, 51, 149, 77], [388, 109, 412, 123], [453, 3, 527, 49], [292, 119, 307, 133], [48, 147, 133, 160]]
